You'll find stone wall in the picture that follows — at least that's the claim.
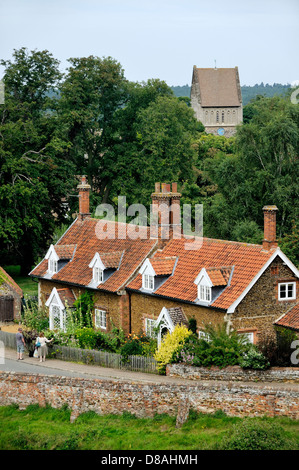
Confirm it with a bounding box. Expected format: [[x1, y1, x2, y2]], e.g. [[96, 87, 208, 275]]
[[166, 363, 299, 384], [0, 372, 298, 421]]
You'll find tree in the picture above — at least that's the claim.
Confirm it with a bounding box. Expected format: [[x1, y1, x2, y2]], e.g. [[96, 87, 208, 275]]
[[57, 55, 128, 203], [0, 48, 75, 274], [109, 94, 202, 208]]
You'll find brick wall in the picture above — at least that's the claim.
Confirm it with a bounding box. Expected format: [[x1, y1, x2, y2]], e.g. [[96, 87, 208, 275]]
[[0, 372, 298, 421]]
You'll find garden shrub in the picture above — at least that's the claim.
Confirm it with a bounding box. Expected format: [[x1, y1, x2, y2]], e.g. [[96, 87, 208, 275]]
[[257, 327, 297, 367], [174, 323, 250, 368], [239, 346, 270, 370], [120, 333, 155, 361], [75, 328, 97, 350], [154, 324, 193, 373], [22, 298, 49, 331], [221, 418, 297, 450]]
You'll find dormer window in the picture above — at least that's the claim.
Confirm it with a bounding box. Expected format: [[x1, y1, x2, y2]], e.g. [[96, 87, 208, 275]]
[[195, 266, 232, 306], [89, 253, 106, 285], [45, 244, 76, 278], [139, 256, 177, 293], [88, 251, 123, 288]]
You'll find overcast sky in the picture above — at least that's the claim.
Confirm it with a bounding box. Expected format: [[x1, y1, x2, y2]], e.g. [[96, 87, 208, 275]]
[[1, 0, 298, 86]]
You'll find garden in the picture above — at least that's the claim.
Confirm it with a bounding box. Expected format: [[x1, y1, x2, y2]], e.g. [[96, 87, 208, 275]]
[[19, 292, 297, 374]]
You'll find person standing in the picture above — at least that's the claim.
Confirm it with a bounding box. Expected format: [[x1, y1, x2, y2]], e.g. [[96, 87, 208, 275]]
[[36, 332, 53, 362], [16, 328, 25, 360]]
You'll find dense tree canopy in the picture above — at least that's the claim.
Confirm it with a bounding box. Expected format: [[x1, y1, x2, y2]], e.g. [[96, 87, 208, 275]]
[[0, 48, 76, 274]]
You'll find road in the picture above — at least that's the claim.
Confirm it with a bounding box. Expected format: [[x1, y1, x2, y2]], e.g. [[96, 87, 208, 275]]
[[0, 357, 104, 379]]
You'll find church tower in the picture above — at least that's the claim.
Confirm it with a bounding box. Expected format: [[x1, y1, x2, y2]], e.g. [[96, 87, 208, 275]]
[[191, 66, 243, 137]]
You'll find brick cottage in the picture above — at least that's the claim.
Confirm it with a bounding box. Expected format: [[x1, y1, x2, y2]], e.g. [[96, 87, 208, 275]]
[[30, 177, 299, 345]]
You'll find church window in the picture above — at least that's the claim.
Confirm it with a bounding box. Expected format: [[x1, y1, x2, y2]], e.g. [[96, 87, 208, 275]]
[[222, 111, 225, 123]]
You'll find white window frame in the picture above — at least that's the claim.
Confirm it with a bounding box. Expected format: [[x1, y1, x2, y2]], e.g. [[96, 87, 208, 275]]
[[143, 274, 155, 291], [95, 309, 107, 329], [48, 258, 58, 274], [198, 331, 211, 342], [93, 267, 103, 284], [49, 304, 66, 331], [199, 284, 211, 303], [278, 282, 296, 301], [145, 318, 156, 338], [238, 331, 254, 344]]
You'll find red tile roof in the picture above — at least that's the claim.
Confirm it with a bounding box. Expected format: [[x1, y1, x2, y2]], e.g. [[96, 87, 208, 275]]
[[30, 218, 157, 293], [150, 257, 177, 276], [100, 251, 124, 269], [55, 245, 77, 260], [127, 237, 274, 310], [206, 267, 232, 286], [56, 288, 76, 308], [274, 303, 299, 332]]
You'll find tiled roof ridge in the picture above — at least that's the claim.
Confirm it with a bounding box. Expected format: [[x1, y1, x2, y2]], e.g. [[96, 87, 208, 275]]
[[72, 217, 266, 249]]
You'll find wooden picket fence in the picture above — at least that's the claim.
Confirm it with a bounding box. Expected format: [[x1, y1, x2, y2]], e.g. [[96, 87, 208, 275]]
[[0, 331, 158, 374], [54, 345, 158, 374]]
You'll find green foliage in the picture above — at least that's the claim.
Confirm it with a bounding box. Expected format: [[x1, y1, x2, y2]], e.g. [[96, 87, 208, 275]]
[[221, 418, 296, 450], [194, 96, 299, 263], [22, 298, 49, 332], [188, 318, 197, 335], [239, 346, 270, 370], [1, 405, 297, 450], [0, 47, 76, 273], [75, 328, 97, 350], [120, 332, 156, 361], [173, 323, 262, 369], [72, 291, 95, 328]]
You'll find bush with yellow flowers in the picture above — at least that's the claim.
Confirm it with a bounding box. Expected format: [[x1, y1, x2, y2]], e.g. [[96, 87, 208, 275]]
[[154, 324, 192, 374]]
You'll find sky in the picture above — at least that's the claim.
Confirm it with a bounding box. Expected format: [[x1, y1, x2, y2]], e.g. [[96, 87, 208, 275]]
[[0, 0, 299, 87]]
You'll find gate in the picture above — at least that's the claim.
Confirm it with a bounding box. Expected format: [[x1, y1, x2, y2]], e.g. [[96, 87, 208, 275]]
[[0, 296, 14, 322]]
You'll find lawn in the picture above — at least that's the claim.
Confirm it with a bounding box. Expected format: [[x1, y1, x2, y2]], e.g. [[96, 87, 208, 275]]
[[3, 265, 38, 297], [0, 405, 298, 450]]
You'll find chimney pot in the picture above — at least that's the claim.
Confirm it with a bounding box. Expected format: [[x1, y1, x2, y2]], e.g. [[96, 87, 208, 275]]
[[155, 182, 161, 193], [172, 182, 178, 193]]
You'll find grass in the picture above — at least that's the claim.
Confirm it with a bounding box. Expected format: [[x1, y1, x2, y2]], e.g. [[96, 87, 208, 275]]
[[3, 265, 38, 297], [0, 405, 298, 450]]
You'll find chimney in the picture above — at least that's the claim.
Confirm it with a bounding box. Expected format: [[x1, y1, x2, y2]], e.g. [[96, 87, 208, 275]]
[[262, 205, 278, 251], [151, 182, 181, 247], [77, 175, 91, 221]]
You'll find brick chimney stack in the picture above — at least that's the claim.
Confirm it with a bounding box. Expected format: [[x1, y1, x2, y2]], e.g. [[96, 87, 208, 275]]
[[151, 182, 181, 247], [77, 175, 91, 221], [262, 205, 278, 251]]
